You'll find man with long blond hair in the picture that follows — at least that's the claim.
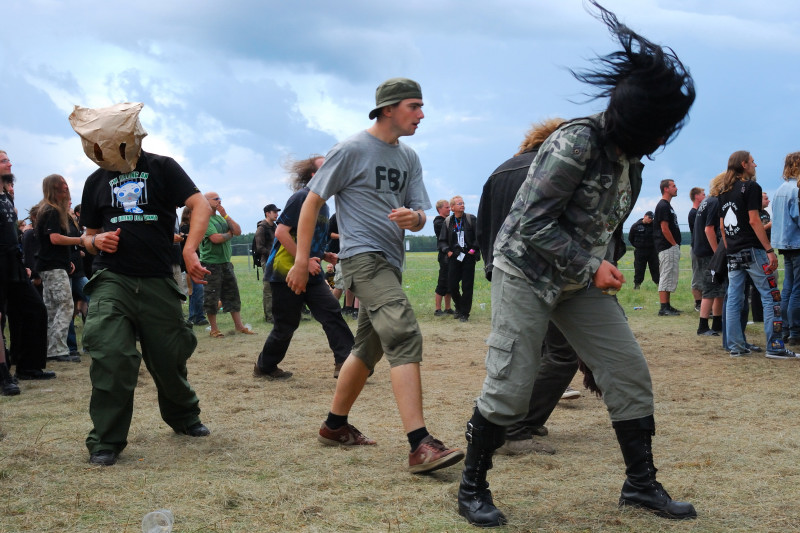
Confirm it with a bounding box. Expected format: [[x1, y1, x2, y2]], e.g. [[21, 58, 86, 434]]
[[770, 151, 800, 343], [720, 151, 796, 359]]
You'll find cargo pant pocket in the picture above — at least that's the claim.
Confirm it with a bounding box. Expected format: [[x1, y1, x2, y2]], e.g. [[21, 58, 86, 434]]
[[485, 332, 515, 380]]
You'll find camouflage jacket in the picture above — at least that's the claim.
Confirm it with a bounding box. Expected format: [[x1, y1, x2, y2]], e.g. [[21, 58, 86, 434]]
[[493, 113, 642, 304]]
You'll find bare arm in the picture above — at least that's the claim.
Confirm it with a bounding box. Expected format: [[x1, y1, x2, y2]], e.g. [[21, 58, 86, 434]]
[[388, 207, 426, 232], [749, 209, 777, 272], [49, 233, 83, 247], [215, 204, 241, 236], [660, 220, 677, 247], [183, 192, 212, 284], [208, 231, 232, 244], [704, 225, 719, 252], [285, 192, 327, 294], [276, 223, 321, 276], [81, 227, 121, 255]]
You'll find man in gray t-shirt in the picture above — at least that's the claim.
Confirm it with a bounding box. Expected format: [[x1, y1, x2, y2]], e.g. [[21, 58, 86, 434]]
[[286, 77, 464, 476]]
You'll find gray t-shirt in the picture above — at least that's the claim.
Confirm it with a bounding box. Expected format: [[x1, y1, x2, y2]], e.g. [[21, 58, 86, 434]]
[[309, 130, 431, 270]]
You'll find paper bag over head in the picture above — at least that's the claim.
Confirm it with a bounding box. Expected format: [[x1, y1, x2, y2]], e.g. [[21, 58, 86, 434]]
[[69, 102, 148, 173]]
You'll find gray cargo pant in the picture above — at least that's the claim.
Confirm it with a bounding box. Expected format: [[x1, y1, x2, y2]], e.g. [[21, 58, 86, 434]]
[[476, 268, 654, 426]]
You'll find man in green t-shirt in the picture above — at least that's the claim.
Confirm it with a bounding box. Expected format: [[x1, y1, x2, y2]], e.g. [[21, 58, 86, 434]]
[[199, 192, 255, 337]]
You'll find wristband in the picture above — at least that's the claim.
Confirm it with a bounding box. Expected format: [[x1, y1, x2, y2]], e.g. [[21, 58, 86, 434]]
[[416, 212, 422, 228], [766, 248, 774, 254], [91, 235, 97, 250], [224, 214, 230, 220]]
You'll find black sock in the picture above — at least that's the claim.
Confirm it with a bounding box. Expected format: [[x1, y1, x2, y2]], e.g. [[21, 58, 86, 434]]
[[712, 315, 722, 332], [407, 426, 430, 451], [325, 412, 348, 430], [698, 318, 710, 332]]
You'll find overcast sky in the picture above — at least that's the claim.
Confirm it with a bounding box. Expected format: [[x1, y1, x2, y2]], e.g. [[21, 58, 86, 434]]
[[1, 0, 798, 236]]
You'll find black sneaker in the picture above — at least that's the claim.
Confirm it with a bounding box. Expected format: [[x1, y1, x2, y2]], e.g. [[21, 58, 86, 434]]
[[697, 329, 719, 336], [1, 377, 20, 396], [444, 309, 455, 315], [89, 450, 118, 466], [176, 422, 211, 437], [54, 353, 81, 362], [668, 305, 682, 314], [658, 308, 680, 316], [253, 364, 293, 380], [15, 369, 56, 380], [766, 348, 799, 360], [730, 349, 751, 358], [434, 309, 444, 317]]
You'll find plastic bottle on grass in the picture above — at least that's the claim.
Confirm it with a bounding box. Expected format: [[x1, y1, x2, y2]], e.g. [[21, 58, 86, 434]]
[[142, 509, 173, 533]]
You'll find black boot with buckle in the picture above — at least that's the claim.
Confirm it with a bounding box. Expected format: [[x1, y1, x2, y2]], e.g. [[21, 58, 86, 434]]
[[613, 416, 696, 520], [457, 408, 507, 528]]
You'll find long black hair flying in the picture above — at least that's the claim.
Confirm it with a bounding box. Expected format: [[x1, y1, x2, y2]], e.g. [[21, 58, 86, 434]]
[[572, 0, 696, 158]]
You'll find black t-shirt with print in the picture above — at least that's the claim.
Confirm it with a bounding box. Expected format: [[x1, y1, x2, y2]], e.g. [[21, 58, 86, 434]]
[[692, 196, 720, 258], [0, 192, 19, 253], [35, 207, 71, 272], [653, 198, 681, 252], [720, 180, 763, 255], [80, 151, 199, 277]]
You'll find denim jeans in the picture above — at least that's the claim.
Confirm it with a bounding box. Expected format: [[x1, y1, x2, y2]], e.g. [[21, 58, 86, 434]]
[[725, 247, 784, 353], [781, 250, 800, 339], [188, 280, 205, 323]]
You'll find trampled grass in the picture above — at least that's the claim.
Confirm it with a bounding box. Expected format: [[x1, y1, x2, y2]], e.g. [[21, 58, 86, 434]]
[[2, 249, 799, 532]]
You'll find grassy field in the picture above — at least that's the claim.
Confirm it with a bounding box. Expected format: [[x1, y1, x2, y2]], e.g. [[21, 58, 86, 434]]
[[2, 249, 799, 532]]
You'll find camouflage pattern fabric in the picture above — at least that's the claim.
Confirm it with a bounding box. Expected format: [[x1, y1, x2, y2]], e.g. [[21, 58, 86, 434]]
[[493, 113, 643, 304], [40, 269, 73, 357]]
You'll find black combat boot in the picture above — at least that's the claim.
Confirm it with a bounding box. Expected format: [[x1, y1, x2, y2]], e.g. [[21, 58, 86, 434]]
[[457, 409, 507, 527], [1, 362, 20, 396], [613, 416, 696, 520]]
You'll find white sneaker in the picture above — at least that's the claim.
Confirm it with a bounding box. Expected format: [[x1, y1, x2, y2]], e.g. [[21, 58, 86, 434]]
[[765, 348, 799, 360], [560, 386, 581, 400]]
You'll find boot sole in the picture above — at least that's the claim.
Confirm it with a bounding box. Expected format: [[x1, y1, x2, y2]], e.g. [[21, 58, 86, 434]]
[[457, 506, 508, 527], [619, 499, 697, 520], [409, 449, 465, 474]]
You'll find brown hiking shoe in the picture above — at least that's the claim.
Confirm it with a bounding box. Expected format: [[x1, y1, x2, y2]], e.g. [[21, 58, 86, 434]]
[[408, 435, 465, 474], [318, 422, 377, 446], [253, 364, 293, 380]]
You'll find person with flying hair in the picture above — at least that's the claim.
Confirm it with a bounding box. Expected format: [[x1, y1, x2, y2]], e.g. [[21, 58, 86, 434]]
[[252, 154, 353, 380], [456, 1, 697, 526]]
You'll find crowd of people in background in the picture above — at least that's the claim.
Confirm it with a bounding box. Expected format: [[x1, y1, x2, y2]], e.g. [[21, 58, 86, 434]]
[[4, 0, 800, 528]]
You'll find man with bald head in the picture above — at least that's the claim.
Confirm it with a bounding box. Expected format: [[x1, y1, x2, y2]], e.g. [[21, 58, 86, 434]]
[[199, 192, 255, 337]]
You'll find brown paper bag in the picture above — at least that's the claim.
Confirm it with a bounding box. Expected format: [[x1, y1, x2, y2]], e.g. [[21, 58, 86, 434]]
[[68, 102, 148, 173]]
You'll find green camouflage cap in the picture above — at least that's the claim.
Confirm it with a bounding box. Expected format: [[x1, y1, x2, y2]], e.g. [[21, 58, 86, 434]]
[[368, 78, 423, 120]]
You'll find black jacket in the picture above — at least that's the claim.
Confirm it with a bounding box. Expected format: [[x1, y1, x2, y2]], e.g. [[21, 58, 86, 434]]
[[438, 213, 480, 262], [628, 219, 655, 250]]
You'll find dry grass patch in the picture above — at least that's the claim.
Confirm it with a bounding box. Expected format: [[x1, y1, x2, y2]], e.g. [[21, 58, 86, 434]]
[[2, 305, 800, 531]]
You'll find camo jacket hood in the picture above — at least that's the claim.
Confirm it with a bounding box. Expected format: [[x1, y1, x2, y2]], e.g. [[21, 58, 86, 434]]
[[493, 113, 643, 304]]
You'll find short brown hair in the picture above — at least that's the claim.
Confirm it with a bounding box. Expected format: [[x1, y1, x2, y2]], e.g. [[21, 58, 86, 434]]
[[689, 187, 704, 201]]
